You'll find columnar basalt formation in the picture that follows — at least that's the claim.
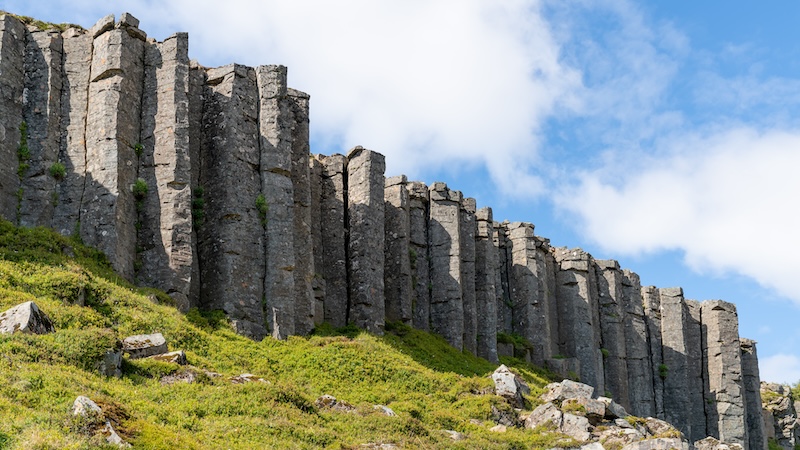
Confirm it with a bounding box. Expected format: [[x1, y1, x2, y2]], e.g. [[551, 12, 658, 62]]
[[0, 13, 768, 448]]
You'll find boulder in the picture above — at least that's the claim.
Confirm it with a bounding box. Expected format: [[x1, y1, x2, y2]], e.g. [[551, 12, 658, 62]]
[[491, 404, 520, 427], [490, 424, 507, 433], [596, 426, 645, 448], [230, 373, 269, 384], [621, 438, 689, 450], [122, 333, 167, 359], [315, 394, 355, 413], [541, 379, 594, 403], [0, 301, 55, 335], [525, 402, 562, 429], [598, 396, 630, 419], [72, 396, 130, 448], [161, 369, 198, 385], [97, 350, 122, 378], [442, 430, 467, 441], [564, 397, 606, 424], [492, 364, 530, 408], [694, 436, 734, 450], [561, 412, 591, 441], [72, 396, 102, 417], [373, 405, 396, 417]]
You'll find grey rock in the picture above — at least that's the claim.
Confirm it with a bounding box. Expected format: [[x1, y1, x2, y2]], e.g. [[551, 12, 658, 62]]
[[659, 288, 692, 435], [373, 405, 396, 417], [492, 364, 530, 408], [494, 222, 512, 336], [642, 285, 665, 418], [443, 430, 467, 441], [740, 339, 766, 450], [309, 156, 326, 325], [598, 396, 629, 419], [384, 175, 412, 324], [0, 14, 25, 221], [428, 182, 463, 349], [122, 332, 168, 358], [561, 413, 591, 441], [622, 270, 655, 418], [315, 394, 355, 413], [525, 402, 562, 429], [594, 259, 630, 410], [118, 12, 139, 28], [89, 14, 114, 38], [0, 301, 55, 334], [347, 147, 386, 334], [685, 299, 708, 442], [541, 380, 595, 403], [97, 350, 122, 378], [475, 207, 498, 362], [621, 438, 689, 450], [407, 181, 431, 331], [72, 395, 102, 417], [148, 350, 187, 365], [319, 154, 347, 327], [460, 197, 477, 354], [761, 381, 797, 449]]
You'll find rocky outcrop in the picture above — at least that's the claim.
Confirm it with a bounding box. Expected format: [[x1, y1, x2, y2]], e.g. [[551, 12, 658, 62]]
[[0, 301, 55, 334], [0, 13, 767, 447], [761, 382, 799, 449]]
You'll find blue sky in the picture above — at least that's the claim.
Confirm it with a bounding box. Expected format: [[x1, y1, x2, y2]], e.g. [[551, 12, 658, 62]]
[[6, 0, 800, 383]]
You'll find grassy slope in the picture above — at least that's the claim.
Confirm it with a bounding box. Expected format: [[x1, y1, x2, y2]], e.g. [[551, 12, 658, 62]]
[[0, 221, 567, 449]]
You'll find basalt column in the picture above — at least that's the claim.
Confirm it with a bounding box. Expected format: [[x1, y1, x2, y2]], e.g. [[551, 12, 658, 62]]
[[81, 15, 146, 281], [595, 260, 630, 410], [741, 338, 767, 450], [475, 207, 498, 363], [0, 14, 25, 221], [494, 222, 513, 356], [309, 156, 325, 324], [621, 270, 655, 418], [685, 300, 708, 442], [289, 88, 315, 335], [256, 65, 295, 339], [319, 154, 347, 327], [702, 300, 748, 446], [428, 182, 463, 349], [384, 175, 412, 324], [642, 286, 665, 418], [460, 198, 477, 354], [408, 181, 431, 331], [19, 26, 62, 227], [137, 32, 194, 310], [53, 27, 92, 235], [198, 64, 265, 340], [346, 147, 385, 334], [508, 222, 549, 365], [555, 248, 604, 393], [659, 288, 692, 436]]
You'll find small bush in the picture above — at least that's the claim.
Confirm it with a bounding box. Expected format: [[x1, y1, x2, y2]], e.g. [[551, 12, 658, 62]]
[[134, 143, 144, 157], [658, 363, 668, 379], [132, 178, 148, 201], [192, 187, 205, 228], [256, 194, 268, 227], [49, 162, 66, 180]]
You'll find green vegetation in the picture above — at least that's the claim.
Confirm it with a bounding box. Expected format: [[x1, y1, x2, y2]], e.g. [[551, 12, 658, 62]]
[[132, 178, 148, 201], [497, 332, 534, 354], [0, 10, 83, 32], [17, 122, 30, 177], [0, 220, 568, 449], [255, 194, 268, 228], [600, 348, 609, 359], [658, 363, 668, 379], [192, 187, 205, 228], [49, 162, 66, 181], [768, 438, 783, 450], [134, 143, 144, 158]]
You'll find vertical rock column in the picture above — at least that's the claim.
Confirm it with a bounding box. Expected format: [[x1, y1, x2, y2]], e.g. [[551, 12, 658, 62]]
[[346, 146, 385, 334], [555, 248, 604, 393], [621, 270, 655, 418], [659, 287, 692, 436], [53, 27, 92, 235], [642, 286, 665, 419], [19, 27, 62, 227], [475, 207, 498, 363], [508, 222, 548, 364], [319, 154, 347, 327], [255, 65, 295, 339], [0, 14, 25, 221], [309, 156, 325, 324], [408, 181, 430, 331], [198, 64, 265, 339], [288, 88, 315, 335], [594, 260, 630, 409], [494, 222, 513, 356], [81, 15, 146, 281], [685, 300, 709, 442], [460, 198, 477, 354], [137, 32, 194, 310], [741, 338, 767, 450], [536, 238, 560, 357], [428, 182, 463, 349], [384, 175, 412, 324], [187, 61, 205, 304], [702, 300, 748, 446]]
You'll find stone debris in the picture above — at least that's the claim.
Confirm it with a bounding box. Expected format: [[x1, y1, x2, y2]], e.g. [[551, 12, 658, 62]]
[[0, 301, 55, 335], [72, 395, 130, 447], [160, 369, 197, 385], [122, 332, 168, 359], [315, 394, 355, 413], [97, 350, 123, 378], [442, 430, 467, 441], [230, 373, 269, 384], [489, 424, 507, 433], [148, 350, 187, 365], [761, 382, 799, 449], [492, 364, 530, 408], [373, 405, 396, 417]]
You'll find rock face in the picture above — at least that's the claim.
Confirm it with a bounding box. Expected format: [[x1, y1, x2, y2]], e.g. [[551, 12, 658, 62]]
[[0, 13, 768, 447], [761, 382, 798, 449], [0, 301, 55, 334]]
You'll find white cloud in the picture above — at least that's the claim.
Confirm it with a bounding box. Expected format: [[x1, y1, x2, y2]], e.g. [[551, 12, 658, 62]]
[[760, 353, 800, 385], [557, 127, 800, 303]]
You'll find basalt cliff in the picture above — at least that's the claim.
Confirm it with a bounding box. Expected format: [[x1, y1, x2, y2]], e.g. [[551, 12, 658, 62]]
[[0, 12, 769, 448]]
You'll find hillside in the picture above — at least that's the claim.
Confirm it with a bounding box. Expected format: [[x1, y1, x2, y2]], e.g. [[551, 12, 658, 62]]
[[0, 220, 566, 449]]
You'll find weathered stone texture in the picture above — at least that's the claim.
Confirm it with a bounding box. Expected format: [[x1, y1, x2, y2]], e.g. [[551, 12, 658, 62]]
[[346, 147, 385, 334], [309, 156, 325, 324], [319, 154, 347, 327], [20, 28, 63, 227], [494, 222, 512, 337], [53, 29, 92, 236], [642, 286, 665, 419], [137, 33, 194, 311], [555, 248, 604, 394], [475, 207, 497, 363], [702, 300, 748, 446], [659, 287, 692, 437], [288, 89, 315, 335], [460, 197, 477, 354], [685, 300, 708, 442], [408, 181, 430, 331], [384, 175, 412, 324], [621, 270, 655, 418], [0, 14, 25, 221], [537, 238, 559, 358], [428, 182, 463, 349], [255, 65, 295, 339], [740, 338, 766, 450], [595, 260, 630, 410], [198, 64, 266, 340], [81, 21, 146, 281]]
